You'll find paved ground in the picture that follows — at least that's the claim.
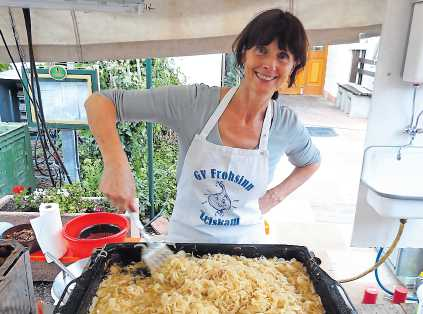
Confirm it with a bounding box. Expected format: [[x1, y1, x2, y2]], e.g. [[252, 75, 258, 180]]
[[277, 94, 367, 225], [265, 95, 411, 306]]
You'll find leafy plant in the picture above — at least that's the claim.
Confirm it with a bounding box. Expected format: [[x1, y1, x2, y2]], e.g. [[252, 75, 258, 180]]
[[223, 53, 242, 87], [78, 58, 182, 218], [13, 184, 114, 213], [0, 63, 10, 72]]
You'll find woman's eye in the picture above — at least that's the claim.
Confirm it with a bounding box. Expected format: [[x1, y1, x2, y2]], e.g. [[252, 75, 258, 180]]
[[255, 46, 267, 54], [278, 52, 289, 60]]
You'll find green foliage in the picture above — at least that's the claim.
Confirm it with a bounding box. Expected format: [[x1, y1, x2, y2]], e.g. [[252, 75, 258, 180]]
[[0, 64, 10, 72], [96, 58, 185, 90], [78, 58, 182, 217], [14, 184, 114, 213], [223, 53, 242, 87], [79, 158, 103, 196]]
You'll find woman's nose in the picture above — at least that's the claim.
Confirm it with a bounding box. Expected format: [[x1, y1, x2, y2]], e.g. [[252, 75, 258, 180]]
[[262, 56, 277, 70]]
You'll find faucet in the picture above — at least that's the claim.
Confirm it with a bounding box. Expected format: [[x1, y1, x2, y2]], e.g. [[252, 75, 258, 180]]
[[397, 109, 423, 160]]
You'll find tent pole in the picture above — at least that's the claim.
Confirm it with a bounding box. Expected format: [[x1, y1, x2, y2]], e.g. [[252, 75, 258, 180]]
[[145, 58, 155, 219]]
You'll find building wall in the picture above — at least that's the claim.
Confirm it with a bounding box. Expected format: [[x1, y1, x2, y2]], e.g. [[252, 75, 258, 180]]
[[351, 0, 423, 248], [324, 38, 380, 101], [324, 44, 353, 99]]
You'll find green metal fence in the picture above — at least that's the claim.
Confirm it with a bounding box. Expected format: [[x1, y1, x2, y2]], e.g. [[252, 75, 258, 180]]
[[0, 122, 35, 197]]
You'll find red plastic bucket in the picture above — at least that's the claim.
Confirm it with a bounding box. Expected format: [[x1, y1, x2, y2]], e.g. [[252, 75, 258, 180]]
[[63, 213, 129, 258]]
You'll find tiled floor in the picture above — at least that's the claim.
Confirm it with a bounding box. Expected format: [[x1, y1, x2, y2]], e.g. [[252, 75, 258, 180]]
[[266, 95, 413, 306]]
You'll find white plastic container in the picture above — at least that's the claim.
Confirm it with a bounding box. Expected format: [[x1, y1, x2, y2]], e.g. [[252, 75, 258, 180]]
[[403, 2, 423, 84], [0, 222, 13, 238]]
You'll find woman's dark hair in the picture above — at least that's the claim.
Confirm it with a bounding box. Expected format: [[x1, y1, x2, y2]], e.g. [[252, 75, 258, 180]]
[[232, 9, 309, 99]]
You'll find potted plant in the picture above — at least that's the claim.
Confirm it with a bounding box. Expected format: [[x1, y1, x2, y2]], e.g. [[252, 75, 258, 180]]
[[0, 183, 116, 226]]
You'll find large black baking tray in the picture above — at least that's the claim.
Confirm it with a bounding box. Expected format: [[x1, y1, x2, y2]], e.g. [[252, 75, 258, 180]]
[[55, 243, 356, 314]]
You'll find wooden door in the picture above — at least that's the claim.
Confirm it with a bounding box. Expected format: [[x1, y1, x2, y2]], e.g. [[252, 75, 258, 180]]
[[278, 45, 327, 95], [303, 46, 327, 95], [278, 68, 305, 95]]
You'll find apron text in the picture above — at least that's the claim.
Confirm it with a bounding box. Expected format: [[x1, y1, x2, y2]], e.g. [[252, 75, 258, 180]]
[[199, 210, 240, 226], [193, 168, 254, 191]]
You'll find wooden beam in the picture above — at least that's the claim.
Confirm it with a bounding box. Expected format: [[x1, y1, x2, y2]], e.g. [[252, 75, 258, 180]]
[[359, 57, 377, 65], [357, 69, 376, 77], [350, 50, 361, 83]]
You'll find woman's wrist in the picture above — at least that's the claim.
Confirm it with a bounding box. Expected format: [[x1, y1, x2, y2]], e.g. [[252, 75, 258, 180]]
[[102, 146, 129, 168], [267, 187, 285, 205]]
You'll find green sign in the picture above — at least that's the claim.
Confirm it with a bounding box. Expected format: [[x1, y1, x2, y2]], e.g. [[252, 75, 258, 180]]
[[49, 65, 67, 80]]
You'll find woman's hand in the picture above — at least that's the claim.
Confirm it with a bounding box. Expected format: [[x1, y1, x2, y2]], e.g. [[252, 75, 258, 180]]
[[258, 163, 320, 215], [100, 163, 138, 213], [85, 93, 138, 213], [259, 189, 284, 215]]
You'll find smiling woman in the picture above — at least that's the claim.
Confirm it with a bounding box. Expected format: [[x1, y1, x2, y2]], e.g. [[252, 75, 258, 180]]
[[232, 9, 308, 98], [84, 8, 320, 244]]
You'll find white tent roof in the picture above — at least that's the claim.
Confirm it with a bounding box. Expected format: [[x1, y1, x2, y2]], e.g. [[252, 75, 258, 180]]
[[0, 0, 386, 62]]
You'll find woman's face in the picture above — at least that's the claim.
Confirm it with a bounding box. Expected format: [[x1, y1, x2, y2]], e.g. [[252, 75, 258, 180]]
[[242, 40, 296, 96]]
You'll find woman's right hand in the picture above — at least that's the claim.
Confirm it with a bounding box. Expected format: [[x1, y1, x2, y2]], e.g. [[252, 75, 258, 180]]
[[85, 93, 139, 214], [100, 163, 138, 213]]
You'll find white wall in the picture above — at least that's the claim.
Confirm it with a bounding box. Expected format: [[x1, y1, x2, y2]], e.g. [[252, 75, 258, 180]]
[[324, 38, 380, 99], [170, 54, 223, 87], [351, 0, 423, 248], [324, 44, 354, 98]]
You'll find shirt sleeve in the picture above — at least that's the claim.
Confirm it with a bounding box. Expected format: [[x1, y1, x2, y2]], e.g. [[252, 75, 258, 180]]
[[284, 109, 321, 167], [99, 85, 200, 133]]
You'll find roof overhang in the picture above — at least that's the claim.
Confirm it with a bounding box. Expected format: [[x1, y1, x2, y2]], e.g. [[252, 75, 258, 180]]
[[0, 0, 387, 62]]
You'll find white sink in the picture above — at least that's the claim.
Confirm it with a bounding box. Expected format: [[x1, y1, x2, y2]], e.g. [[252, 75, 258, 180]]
[[361, 146, 423, 219]]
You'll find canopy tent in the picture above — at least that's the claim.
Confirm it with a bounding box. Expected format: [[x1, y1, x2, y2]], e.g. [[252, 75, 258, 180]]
[[0, 0, 386, 62]]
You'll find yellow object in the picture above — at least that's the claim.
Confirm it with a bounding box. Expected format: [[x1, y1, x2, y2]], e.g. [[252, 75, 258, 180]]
[[264, 220, 270, 235], [278, 46, 328, 96]]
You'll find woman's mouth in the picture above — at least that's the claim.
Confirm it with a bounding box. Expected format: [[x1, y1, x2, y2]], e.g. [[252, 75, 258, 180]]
[[255, 72, 278, 81]]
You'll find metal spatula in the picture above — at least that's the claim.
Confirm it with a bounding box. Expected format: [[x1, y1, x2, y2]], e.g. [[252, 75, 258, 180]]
[[127, 211, 174, 272]]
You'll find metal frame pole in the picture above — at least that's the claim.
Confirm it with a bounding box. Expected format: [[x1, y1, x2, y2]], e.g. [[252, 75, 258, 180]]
[[145, 58, 155, 219]]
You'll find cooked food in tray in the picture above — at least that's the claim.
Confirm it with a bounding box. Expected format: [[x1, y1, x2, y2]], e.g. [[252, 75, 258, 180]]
[[89, 252, 325, 314]]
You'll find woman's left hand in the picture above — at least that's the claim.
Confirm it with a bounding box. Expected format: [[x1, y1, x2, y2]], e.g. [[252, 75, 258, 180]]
[[259, 189, 284, 215], [259, 163, 320, 215]]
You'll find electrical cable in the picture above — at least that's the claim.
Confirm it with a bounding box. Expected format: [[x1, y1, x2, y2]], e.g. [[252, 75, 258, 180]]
[[0, 29, 43, 115], [33, 132, 63, 182], [338, 219, 407, 283], [22, 8, 72, 184], [1, 18, 71, 185], [33, 133, 50, 176], [8, 10, 58, 185], [374, 247, 419, 302], [0, 28, 56, 186], [8, 8, 26, 63], [9, 9, 67, 186], [2, 10, 62, 185]]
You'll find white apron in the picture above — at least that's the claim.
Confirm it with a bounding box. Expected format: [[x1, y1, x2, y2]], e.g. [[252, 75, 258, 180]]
[[167, 86, 272, 243]]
